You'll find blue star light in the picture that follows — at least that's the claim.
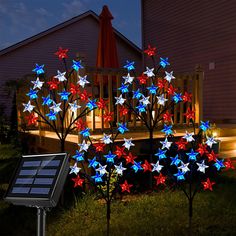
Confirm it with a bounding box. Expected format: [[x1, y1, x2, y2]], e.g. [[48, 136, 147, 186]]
[[58, 90, 70, 101], [172, 92, 183, 103], [32, 64, 44, 75], [132, 161, 143, 173], [186, 149, 199, 161], [118, 83, 129, 94], [136, 103, 146, 113], [174, 170, 185, 181], [27, 88, 38, 99], [104, 151, 116, 163], [46, 110, 57, 121], [159, 57, 170, 68], [79, 128, 90, 137], [42, 95, 53, 106], [147, 84, 158, 94], [133, 89, 143, 99], [118, 122, 129, 134], [171, 155, 181, 166], [72, 150, 84, 162], [92, 172, 103, 183], [199, 121, 210, 132], [86, 99, 97, 110], [72, 60, 83, 71], [155, 149, 167, 159], [123, 60, 135, 71], [214, 159, 225, 171], [161, 124, 173, 136], [88, 157, 99, 168]]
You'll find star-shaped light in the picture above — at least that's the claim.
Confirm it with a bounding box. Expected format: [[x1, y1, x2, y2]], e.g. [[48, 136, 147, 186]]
[[74, 118, 86, 130], [114, 163, 127, 176], [42, 95, 53, 106], [93, 142, 106, 153], [137, 73, 148, 84], [163, 111, 173, 123], [25, 113, 38, 126], [161, 124, 173, 136], [167, 84, 177, 95], [32, 64, 44, 75], [170, 155, 181, 166], [58, 90, 70, 101], [175, 138, 188, 150], [47, 78, 60, 90], [214, 159, 225, 171], [159, 57, 170, 68], [133, 89, 143, 99], [26, 88, 38, 100], [31, 77, 44, 90], [154, 173, 167, 186], [140, 96, 150, 106], [182, 92, 192, 103], [86, 99, 97, 110], [154, 149, 167, 159], [178, 162, 190, 173], [157, 94, 168, 106], [136, 103, 146, 113], [115, 95, 126, 105], [72, 60, 83, 71], [199, 121, 210, 132], [101, 133, 112, 144], [118, 122, 129, 134], [143, 67, 155, 77], [118, 83, 129, 93], [72, 175, 84, 188], [69, 101, 81, 113], [119, 106, 129, 116], [50, 102, 62, 113], [95, 164, 107, 175], [120, 180, 133, 193], [46, 110, 57, 121], [123, 138, 135, 150], [184, 108, 195, 121], [104, 151, 116, 163], [142, 160, 152, 172], [69, 163, 81, 175], [202, 178, 215, 191], [172, 93, 183, 103], [164, 71, 175, 83], [114, 146, 126, 158], [224, 159, 235, 170], [186, 149, 199, 161], [147, 84, 158, 94], [78, 140, 90, 152], [151, 161, 163, 173], [77, 75, 89, 88], [79, 128, 90, 138], [123, 61, 135, 71], [183, 131, 195, 142], [206, 150, 218, 162], [96, 98, 107, 109], [144, 45, 157, 56], [197, 160, 209, 173], [132, 161, 143, 173], [72, 150, 84, 162], [205, 136, 217, 148], [92, 172, 103, 183], [23, 101, 35, 113], [124, 152, 137, 164], [54, 70, 67, 82], [88, 157, 99, 168], [174, 170, 185, 181], [123, 73, 134, 84], [160, 138, 172, 150], [55, 47, 68, 60], [103, 111, 114, 122]]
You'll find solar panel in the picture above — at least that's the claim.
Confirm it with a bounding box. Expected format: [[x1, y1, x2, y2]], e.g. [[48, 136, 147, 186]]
[[4, 153, 69, 208]]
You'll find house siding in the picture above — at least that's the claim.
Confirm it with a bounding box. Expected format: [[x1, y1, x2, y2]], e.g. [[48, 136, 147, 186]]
[[142, 0, 236, 123], [0, 15, 141, 117]]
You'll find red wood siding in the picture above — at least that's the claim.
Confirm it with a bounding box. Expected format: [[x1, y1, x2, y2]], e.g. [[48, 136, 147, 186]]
[[0, 15, 141, 117], [142, 0, 236, 123]]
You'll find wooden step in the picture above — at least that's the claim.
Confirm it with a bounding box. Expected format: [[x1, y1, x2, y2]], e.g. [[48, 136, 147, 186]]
[[218, 136, 236, 151], [216, 124, 236, 137]]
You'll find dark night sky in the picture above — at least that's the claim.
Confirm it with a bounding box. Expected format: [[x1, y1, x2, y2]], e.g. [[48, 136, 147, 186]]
[[0, 0, 141, 50]]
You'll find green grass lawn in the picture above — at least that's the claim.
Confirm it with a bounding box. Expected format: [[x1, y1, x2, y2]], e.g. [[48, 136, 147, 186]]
[[1, 144, 236, 235]]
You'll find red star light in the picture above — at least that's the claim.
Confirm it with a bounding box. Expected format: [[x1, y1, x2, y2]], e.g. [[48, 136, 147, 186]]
[[103, 111, 114, 123], [157, 78, 167, 89], [154, 173, 167, 186], [72, 175, 84, 187], [119, 106, 129, 116], [175, 138, 188, 150], [206, 150, 218, 162], [197, 144, 209, 156], [26, 114, 38, 125], [137, 73, 148, 85], [114, 146, 126, 158], [93, 142, 106, 152], [97, 98, 107, 110], [120, 180, 133, 193], [124, 152, 137, 164], [184, 108, 195, 121], [74, 118, 87, 130], [55, 47, 69, 60], [69, 83, 79, 95], [182, 92, 192, 103], [47, 78, 60, 90], [166, 84, 177, 95], [79, 90, 91, 102], [142, 160, 152, 172], [163, 111, 173, 123], [202, 178, 215, 191], [144, 44, 157, 57], [224, 159, 235, 170]]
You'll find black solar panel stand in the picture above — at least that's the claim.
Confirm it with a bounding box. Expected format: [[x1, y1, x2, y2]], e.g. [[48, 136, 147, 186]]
[[37, 207, 47, 236]]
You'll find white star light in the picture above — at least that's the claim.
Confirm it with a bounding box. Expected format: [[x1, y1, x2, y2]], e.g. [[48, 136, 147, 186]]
[[101, 133, 113, 144], [157, 94, 168, 106], [178, 162, 190, 173], [123, 73, 134, 84], [164, 71, 175, 83], [183, 131, 195, 142], [96, 164, 107, 175], [23, 101, 35, 113], [123, 138, 135, 150], [31, 77, 44, 90], [151, 161, 163, 173], [78, 140, 90, 152], [69, 163, 81, 175], [143, 67, 155, 77], [115, 95, 126, 105], [54, 70, 67, 82], [197, 160, 209, 173], [140, 96, 150, 106], [77, 75, 90, 88], [205, 136, 217, 148], [160, 138, 172, 150], [114, 163, 127, 176], [50, 102, 62, 113], [69, 102, 81, 113]]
